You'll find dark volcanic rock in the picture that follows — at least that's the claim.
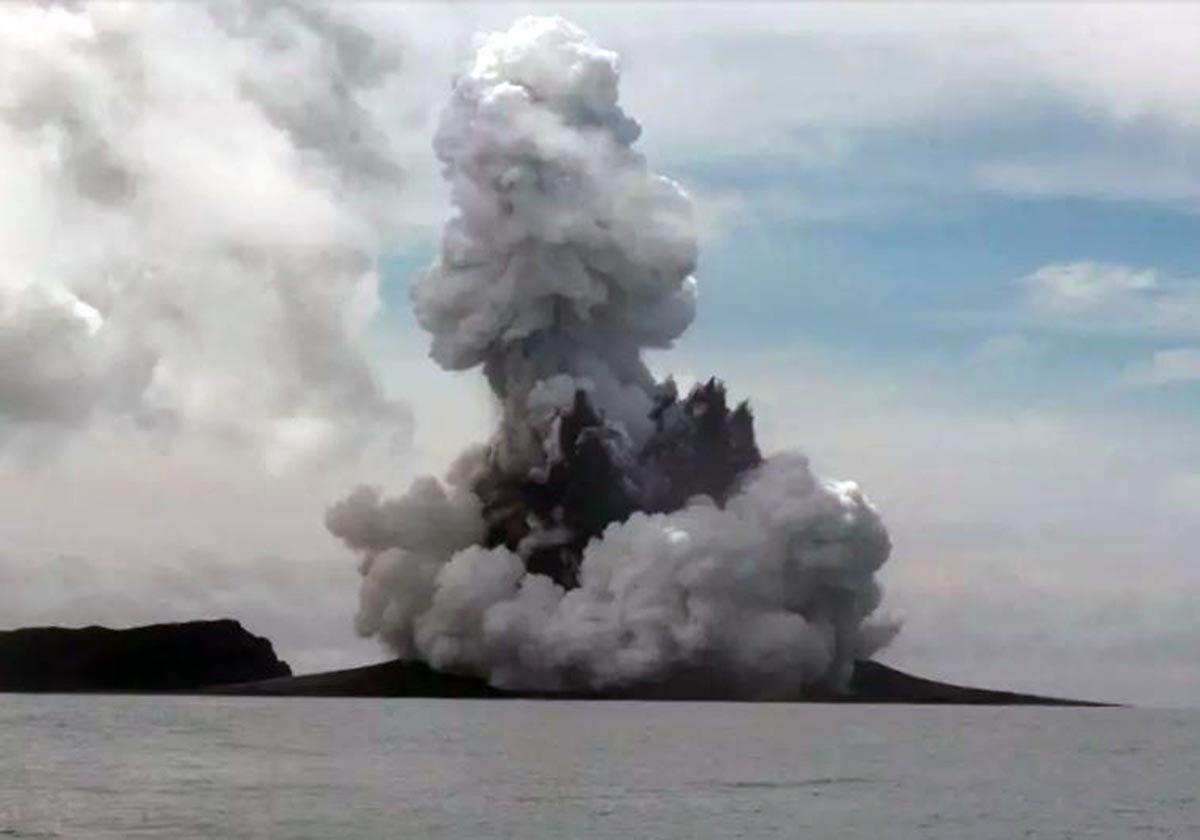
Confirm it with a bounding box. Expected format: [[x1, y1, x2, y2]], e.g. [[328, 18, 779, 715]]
[[207, 659, 507, 698], [0, 620, 291, 693], [476, 378, 764, 590], [209, 657, 1110, 705], [845, 660, 1109, 706]]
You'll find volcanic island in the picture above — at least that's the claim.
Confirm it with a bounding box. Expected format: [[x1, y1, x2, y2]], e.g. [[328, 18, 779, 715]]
[[1, 20, 1113, 709], [0, 619, 1106, 705]]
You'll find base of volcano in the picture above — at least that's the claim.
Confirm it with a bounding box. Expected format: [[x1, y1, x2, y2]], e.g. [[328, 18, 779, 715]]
[[206, 658, 1111, 706]]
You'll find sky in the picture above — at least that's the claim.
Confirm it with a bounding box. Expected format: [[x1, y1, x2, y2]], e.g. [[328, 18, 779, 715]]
[[2, 2, 1199, 706]]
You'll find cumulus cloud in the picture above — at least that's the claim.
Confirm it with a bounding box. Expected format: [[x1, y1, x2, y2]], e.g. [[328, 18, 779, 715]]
[[0, 1, 418, 465]]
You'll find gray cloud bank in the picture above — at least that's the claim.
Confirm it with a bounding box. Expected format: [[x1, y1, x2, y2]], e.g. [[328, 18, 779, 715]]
[[0, 2, 415, 465]]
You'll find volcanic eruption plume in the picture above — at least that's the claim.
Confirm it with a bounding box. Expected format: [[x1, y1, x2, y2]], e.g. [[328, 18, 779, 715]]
[[328, 17, 899, 697]]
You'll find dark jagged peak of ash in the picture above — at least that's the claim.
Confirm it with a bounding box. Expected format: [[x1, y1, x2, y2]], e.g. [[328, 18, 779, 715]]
[[642, 378, 762, 512], [476, 378, 764, 589]]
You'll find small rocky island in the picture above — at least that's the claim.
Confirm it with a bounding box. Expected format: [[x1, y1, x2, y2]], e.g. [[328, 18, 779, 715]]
[[0, 620, 291, 692], [0, 620, 1107, 704]]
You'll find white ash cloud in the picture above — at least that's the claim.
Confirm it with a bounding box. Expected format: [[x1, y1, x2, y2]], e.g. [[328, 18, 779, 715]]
[[409, 15, 699, 471], [328, 17, 898, 697], [330, 453, 893, 694]]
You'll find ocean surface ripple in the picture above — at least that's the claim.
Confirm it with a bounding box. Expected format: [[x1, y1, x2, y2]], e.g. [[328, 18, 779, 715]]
[[1, 697, 1197, 839]]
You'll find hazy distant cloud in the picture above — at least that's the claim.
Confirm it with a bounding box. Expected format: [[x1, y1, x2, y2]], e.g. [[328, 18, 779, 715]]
[[1161, 472, 1200, 513], [974, 157, 1200, 209], [565, 3, 1200, 219], [971, 334, 1035, 364], [597, 4, 1200, 148], [0, 426, 419, 672], [0, 547, 382, 675], [890, 570, 1200, 706], [1122, 347, 1200, 387], [1020, 262, 1200, 341]]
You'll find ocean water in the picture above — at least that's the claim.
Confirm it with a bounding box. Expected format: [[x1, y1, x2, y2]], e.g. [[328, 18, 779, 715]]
[[0, 697, 1196, 839]]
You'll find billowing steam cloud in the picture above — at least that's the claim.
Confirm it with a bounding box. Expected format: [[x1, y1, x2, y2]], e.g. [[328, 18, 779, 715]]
[[328, 17, 898, 696], [0, 2, 410, 465]]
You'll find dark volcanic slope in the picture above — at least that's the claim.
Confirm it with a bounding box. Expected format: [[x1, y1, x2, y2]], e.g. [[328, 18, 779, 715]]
[[208, 659, 508, 698], [0, 620, 291, 693], [846, 661, 1109, 706], [208, 658, 1109, 705]]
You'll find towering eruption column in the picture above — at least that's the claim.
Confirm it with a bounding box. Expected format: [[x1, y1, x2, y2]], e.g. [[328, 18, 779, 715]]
[[328, 17, 899, 697]]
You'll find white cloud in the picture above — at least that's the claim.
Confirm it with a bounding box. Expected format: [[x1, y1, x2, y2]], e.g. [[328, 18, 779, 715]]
[[1024, 262, 1158, 312], [1018, 262, 1200, 342]]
